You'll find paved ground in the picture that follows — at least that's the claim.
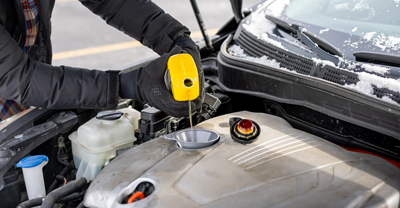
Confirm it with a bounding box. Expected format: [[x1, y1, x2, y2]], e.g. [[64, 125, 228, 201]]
[[51, 0, 261, 71]]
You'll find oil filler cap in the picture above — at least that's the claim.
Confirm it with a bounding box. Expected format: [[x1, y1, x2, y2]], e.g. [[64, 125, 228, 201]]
[[229, 117, 260, 144]]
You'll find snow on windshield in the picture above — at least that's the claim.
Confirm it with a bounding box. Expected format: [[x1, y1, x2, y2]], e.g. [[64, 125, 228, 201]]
[[263, 0, 291, 17], [319, 28, 330, 34], [343, 32, 400, 53], [333, 1, 400, 52], [241, 0, 290, 50], [363, 33, 400, 51], [285, 0, 400, 53]]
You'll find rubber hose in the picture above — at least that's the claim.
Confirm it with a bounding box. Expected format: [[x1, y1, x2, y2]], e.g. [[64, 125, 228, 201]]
[[57, 190, 86, 202], [16, 197, 43, 208], [41, 177, 87, 208], [16, 190, 86, 208], [47, 166, 73, 193]]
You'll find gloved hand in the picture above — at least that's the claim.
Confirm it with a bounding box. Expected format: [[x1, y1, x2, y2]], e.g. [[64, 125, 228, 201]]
[[172, 35, 205, 115], [119, 44, 204, 118]]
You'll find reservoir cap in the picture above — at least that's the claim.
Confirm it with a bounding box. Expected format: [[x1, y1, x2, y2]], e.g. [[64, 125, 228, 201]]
[[16, 155, 48, 168], [96, 110, 123, 120]]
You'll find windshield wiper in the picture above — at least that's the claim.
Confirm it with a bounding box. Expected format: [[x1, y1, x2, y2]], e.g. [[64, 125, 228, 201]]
[[265, 14, 344, 65], [354, 51, 400, 67], [264, 15, 297, 34], [354, 51, 400, 78]]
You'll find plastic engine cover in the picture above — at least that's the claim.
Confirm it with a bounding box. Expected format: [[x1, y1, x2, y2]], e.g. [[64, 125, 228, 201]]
[[84, 111, 400, 208]]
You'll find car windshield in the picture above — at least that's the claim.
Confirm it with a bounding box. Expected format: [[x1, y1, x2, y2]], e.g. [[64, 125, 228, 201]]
[[285, 0, 400, 51]]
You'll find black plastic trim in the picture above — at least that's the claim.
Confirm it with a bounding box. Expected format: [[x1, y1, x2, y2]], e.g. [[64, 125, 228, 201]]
[[215, 35, 400, 140]]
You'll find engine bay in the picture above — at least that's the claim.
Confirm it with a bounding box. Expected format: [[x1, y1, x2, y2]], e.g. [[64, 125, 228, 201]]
[[1, 0, 400, 206]]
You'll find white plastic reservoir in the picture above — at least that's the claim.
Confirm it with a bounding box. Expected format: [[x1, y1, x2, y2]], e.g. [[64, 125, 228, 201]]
[[16, 155, 48, 200], [69, 106, 140, 181]]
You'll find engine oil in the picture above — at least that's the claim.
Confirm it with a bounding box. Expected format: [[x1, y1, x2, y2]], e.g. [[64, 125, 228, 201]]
[[188, 92, 194, 137]]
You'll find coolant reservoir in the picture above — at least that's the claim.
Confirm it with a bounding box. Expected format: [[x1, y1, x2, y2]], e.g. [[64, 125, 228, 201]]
[[69, 106, 139, 181]]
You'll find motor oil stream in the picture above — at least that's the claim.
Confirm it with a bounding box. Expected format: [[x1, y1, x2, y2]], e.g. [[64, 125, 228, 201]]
[[187, 88, 194, 140]]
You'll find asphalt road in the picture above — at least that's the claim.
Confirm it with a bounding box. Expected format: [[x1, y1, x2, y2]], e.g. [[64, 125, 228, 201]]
[[51, 0, 261, 71]]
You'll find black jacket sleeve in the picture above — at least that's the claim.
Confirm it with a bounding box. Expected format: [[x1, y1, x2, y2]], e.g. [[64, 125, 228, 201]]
[[79, 0, 190, 55], [0, 24, 119, 109]]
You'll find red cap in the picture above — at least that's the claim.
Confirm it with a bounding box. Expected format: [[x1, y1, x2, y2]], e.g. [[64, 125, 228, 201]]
[[237, 119, 254, 134]]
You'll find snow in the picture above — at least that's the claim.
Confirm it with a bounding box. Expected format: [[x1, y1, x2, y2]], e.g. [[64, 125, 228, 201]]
[[340, 61, 397, 104], [350, 42, 359, 48], [344, 71, 400, 104], [358, 72, 400, 93], [242, 0, 290, 50], [382, 96, 398, 104], [228, 44, 284, 69], [345, 80, 374, 95], [351, 27, 358, 32], [361, 64, 389, 75], [363, 32, 376, 41], [341, 31, 400, 52], [351, 0, 376, 15], [319, 28, 329, 34], [362, 32, 400, 51], [312, 58, 336, 67], [342, 62, 396, 102], [263, 0, 291, 17], [334, 3, 349, 9]]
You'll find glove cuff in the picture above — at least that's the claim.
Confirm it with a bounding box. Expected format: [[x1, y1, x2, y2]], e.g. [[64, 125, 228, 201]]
[[172, 35, 197, 51], [119, 69, 140, 100], [106, 70, 120, 109]]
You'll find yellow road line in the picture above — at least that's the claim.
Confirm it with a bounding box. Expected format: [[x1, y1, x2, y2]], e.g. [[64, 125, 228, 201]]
[[53, 28, 219, 60], [53, 41, 142, 60]]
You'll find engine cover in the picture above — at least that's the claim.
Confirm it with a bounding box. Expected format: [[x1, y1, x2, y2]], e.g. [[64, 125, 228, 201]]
[[84, 111, 400, 208]]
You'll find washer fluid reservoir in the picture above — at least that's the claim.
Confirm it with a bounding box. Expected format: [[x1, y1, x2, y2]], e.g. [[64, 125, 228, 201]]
[[69, 107, 139, 181]]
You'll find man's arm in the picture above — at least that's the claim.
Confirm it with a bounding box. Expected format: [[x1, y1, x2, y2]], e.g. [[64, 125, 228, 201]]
[[79, 0, 190, 55], [0, 24, 119, 109]]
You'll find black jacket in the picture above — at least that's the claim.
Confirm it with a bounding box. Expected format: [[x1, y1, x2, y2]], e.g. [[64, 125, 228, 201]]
[[0, 0, 189, 109]]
